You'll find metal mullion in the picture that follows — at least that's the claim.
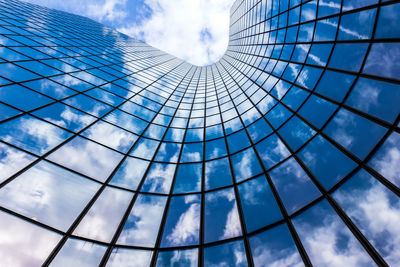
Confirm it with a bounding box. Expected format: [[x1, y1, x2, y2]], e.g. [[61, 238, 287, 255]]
[[0, 56, 178, 130], [197, 66, 207, 267], [222, 52, 400, 199], [230, 0, 314, 38], [41, 61, 187, 266], [216, 58, 313, 266], [46, 62, 191, 264], [270, 116, 390, 266], [222, 38, 400, 140], [210, 63, 255, 266], [97, 67, 197, 267], [220, 54, 400, 137], [0, 48, 170, 89], [229, 0, 386, 44], [0, 59, 182, 166], [0, 57, 182, 206], [220, 2, 392, 262], [225, 41, 400, 86], [0, 53, 170, 95], [149, 67, 203, 267]]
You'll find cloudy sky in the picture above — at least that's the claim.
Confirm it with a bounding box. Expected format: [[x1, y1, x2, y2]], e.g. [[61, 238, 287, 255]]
[[22, 0, 235, 66]]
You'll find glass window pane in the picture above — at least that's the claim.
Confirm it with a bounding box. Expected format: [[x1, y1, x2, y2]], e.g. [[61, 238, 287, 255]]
[[375, 3, 400, 38], [105, 109, 148, 135], [269, 158, 320, 214], [345, 78, 400, 123], [110, 157, 149, 190], [180, 142, 203, 163], [338, 9, 376, 40], [324, 109, 386, 159], [64, 94, 112, 117], [174, 163, 202, 193], [81, 121, 137, 153], [231, 147, 263, 182], [22, 78, 75, 99], [238, 175, 283, 232], [0, 210, 61, 267], [299, 135, 357, 189], [314, 17, 338, 41], [328, 43, 368, 72], [333, 169, 400, 266], [50, 238, 107, 267], [368, 132, 400, 187], [0, 161, 100, 230], [130, 137, 159, 160], [156, 249, 198, 266], [0, 142, 36, 183], [107, 248, 152, 267], [249, 224, 304, 267], [0, 84, 52, 111], [141, 162, 175, 193], [363, 43, 400, 80], [155, 142, 181, 163], [227, 129, 251, 153], [256, 135, 291, 169], [279, 116, 316, 151], [117, 194, 167, 247], [204, 188, 241, 243], [32, 103, 96, 132], [0, 115, 72, 155], [205, 137, 227, 160], [205, 157, 232, 190], [247, 118, 273, 143], [204, 240, 247, 267], [315, 70, 355, 102], [73, 187, 133, 242], [161, 194, 200, 247], [47, 136, 124, 182], [0, 102, 21, 121], [299, 95, 336, 129], [292, 200, 374, 266]]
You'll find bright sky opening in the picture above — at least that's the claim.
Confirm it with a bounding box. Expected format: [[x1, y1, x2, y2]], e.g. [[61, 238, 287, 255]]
[[23, 0, 235, 66]]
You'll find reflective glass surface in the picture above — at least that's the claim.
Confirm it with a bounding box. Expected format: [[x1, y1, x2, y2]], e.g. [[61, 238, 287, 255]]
[[0, 0, 399, 265]]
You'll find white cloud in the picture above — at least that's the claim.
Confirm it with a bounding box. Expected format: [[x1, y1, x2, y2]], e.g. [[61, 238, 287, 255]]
[[166, 249, 198, 266], [236, 149, 253, 180], [107, 248, 153, 267], [87, 0, 128, 22], [24, 0, 234, 66], [167, 202, 200, 245], [222, 202, 241, 239], [82, 121, 137, 152], [119, 0, 234, 66], [144, 163, 175, 193], [0, 143, 36, 184], [73, 187, 133, 242], [233, 243, 246, 266], [116, 195, 167, 247], [0, 211, 61, 267], [47, 136, 124, 182], [334, 176, 400, 266], [252, 245, 303, 267], [23, 0, 129, 24], [295, 207, 374, 266], [0, 161, 100, 231]]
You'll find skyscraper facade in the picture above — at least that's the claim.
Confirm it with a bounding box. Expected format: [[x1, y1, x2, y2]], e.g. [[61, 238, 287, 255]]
[[0, 0, 399, 266]]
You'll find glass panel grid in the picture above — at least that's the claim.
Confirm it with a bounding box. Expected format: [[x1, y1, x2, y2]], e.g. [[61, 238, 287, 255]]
[[0, 0, 399, 266]]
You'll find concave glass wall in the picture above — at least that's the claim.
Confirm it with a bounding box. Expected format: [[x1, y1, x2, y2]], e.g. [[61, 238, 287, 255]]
[[0, 0, 400, 266]]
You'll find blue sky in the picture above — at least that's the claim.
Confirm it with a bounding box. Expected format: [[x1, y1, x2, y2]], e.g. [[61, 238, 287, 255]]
[[22, 0, 235, 66]]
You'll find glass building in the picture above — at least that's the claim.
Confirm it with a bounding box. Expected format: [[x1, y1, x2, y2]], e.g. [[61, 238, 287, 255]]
[[0, 0, 399, 266]]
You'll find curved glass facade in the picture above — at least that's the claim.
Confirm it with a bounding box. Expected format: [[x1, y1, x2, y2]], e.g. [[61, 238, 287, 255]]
[[0, 0, 400, 266]]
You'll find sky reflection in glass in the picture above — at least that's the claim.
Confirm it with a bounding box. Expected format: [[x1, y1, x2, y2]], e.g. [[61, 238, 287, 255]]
[[0, 0, 399, 265]]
